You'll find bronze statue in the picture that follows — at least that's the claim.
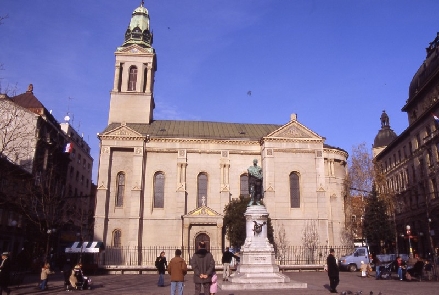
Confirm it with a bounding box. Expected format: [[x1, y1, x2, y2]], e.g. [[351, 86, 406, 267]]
[[247, 159, 263, 206]]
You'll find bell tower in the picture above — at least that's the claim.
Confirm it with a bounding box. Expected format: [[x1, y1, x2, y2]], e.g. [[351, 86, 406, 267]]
[[108, 1, 157, 124]]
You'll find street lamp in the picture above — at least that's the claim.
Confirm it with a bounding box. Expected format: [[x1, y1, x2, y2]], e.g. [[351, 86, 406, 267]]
[[77, 232, 83, 263], [46, 228, 56, 262], [406, 225, 413, 258], [9, 220, 17, 254]]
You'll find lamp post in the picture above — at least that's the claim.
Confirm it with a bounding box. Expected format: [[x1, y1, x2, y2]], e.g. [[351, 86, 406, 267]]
[[9, 220, 17, 254], [406, 225, 413, 258], [77, 232, 83, 263], [46, 228, 56, 262]]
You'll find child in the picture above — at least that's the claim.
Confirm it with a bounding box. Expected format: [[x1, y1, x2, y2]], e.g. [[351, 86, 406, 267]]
[[210, 271, 218, 295], [360, 261, 367, 277], [40, 262, 54, 290]]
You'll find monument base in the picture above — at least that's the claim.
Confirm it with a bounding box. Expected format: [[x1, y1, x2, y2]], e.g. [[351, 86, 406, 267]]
[[220, 205, 307, 290]]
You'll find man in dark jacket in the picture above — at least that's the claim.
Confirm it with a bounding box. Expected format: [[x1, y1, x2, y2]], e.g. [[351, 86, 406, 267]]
[[0, 252, 11, 295], [191, 242, 215, 295], [221, 247, 239, 281], [326, 248, 339, 293]]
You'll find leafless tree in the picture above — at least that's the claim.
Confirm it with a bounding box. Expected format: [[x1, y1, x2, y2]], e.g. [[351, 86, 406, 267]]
[[302, 219, 320, 263], [0, 98, 37, 171], [274, 223, 288, 265], [343, 143, 374, 243]]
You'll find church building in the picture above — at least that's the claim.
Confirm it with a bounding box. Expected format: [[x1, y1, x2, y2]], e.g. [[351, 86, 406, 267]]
[[94, 2, 348, 252]]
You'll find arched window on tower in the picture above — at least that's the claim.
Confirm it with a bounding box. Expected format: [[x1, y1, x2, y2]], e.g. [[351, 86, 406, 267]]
[[240, 174, 249, 197], [128, 66, 138, 91], [289, 172, 300, 208], [153, 172, 165, 208], [116, 172, 125, 207], [112, 229, 121, 247], [197, 173, 208, 207], [143, 67, 148, 93]]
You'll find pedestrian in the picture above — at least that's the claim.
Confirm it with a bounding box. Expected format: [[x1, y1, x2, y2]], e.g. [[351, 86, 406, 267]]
[[424, 259, 433, 281], [210, 271, 217, 295], [360, 261, 368, 277], [155, 251, 167, 287], [373, 256, 381, 280], [191, 241, 215, 295], [40, 262, 55, 290], [62, 258, 73, 288], [396, 256, 406, 281], [326, 248, 339, 294], [221, 247, 239, 281], [167, 249, 187, 295], [0, 252, 11, 295]]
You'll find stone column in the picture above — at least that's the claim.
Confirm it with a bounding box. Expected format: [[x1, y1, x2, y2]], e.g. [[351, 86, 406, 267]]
[[145, 65, 152, 94], [95, 145, 111, 244], [113, 63, 121, 91]]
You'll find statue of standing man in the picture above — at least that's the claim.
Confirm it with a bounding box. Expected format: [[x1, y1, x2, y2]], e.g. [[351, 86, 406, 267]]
[[247, 159, 263, 206]]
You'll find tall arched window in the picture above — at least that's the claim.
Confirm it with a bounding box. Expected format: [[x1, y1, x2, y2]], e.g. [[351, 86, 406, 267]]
[[197, 173, 208, 207], [116, 172, 125, 207], [289, 172, 300, 208], [112, 229, 121, 247], [240, 174, 249, 196], [128, 66, 137, 91], [154, 172, 165, 208]]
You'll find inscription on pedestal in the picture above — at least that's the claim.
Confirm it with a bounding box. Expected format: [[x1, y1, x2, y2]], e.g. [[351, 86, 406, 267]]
[[254, 256, 266, 262]]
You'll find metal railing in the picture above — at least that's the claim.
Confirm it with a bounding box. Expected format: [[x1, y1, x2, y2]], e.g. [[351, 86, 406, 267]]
[[99, 245, 354, 266]]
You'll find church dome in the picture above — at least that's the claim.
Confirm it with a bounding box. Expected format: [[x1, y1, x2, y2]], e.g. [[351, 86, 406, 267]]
[[121, 1, 153, 48], [373, 110, 397, 148], [407, 33, 439, 102]]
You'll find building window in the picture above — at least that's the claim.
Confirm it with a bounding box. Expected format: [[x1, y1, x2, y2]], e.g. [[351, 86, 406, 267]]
[[82, 159, 86, 169], [112, 229, 121, 247], [153, 172, 165, 208], [116, 172, 125, 207], [240, 174, 249, 197], [78, 154, 81, 164], [197, 173, 208, 207], [289, 172, 300, 208], [128, 66, 137, 91], [70, 166, 74, 178], [76, 171, 79, 182]]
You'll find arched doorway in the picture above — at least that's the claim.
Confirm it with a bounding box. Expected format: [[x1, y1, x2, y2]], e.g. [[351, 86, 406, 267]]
[[195, 233, 210, 251]]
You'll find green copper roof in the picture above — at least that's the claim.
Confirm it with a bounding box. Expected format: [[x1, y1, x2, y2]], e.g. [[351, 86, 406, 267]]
[[120, 2, 153, 49]]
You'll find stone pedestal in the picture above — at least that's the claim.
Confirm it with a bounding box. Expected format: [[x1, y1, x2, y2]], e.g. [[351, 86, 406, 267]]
[[220, 205, 307, 290]]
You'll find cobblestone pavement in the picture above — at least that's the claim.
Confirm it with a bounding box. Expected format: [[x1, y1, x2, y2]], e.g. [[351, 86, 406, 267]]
[[8, 271, 438, 295]]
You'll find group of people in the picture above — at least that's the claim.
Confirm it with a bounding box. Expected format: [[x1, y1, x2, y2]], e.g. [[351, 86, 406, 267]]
[[395, 256, 434, 281], [326, 249, 436, 294], [156, 242, 240, 295]]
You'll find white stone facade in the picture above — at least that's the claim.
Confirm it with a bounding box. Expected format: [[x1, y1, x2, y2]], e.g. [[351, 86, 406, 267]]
[[93, 3, 348, 252]]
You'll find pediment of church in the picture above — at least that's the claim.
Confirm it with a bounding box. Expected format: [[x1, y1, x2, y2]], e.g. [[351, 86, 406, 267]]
[[101, 124, 144, 139], [185, 206, 222, 217], [116, 44, 153, 54], [266, 120, 322, 140]]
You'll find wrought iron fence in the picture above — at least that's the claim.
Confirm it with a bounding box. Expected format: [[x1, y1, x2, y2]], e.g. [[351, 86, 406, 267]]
[[100, 245, 354, 266]]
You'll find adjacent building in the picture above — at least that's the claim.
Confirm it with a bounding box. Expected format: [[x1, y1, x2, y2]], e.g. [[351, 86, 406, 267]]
[[374, 33, 439, 257], [0, 85, 94, 255], [94, 3, 348, 255]]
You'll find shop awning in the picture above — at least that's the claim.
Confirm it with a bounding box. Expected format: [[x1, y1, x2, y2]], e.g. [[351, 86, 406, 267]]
[[65, 241, 104, 253]]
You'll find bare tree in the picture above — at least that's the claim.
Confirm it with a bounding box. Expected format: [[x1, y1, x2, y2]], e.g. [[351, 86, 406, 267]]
[[302, 219, 320, 263], [0, 97, 37, 172], [344, 143, 374, 244], [274, 223, 288, 265]]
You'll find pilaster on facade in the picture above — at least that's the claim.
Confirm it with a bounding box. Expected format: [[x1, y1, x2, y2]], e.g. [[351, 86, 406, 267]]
[[220, 159, 230, 192]]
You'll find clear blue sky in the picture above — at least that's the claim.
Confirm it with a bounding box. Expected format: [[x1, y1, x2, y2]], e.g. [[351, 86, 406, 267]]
[[1, 0, 439, 182]]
